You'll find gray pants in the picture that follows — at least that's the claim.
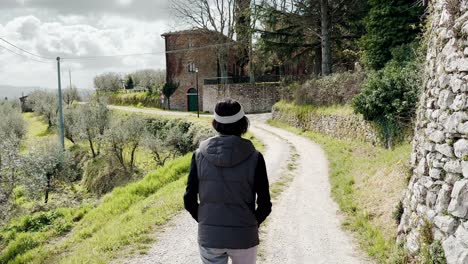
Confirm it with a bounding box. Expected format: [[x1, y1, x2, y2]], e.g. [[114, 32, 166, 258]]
[[199, 245, 258, 264]]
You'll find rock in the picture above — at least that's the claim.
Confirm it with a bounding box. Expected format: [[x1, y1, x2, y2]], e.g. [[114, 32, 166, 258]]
[[430, 168, 443, 179], [435, 184, 452, 213], [458, 122, 468, 134], [454, 139, 468, 159], [446, 173, 462, 185], [455, 223, 468, 247], [451, 94, 467, 111], [437, 143, 455, 157], [443, 235, 465, 264], [434, 215, 458, 234], [458, 58, 468, 72], [438, 89, 455, 110], [450, 77, 464, 93], [406, 230, 420, 254], [432, 109, 442, 120], [429, 130, 446, 143], [424, 141, 436, 152], [463, 161, 468, 178], [440, 74, 451, 88], [445, 160, 463, 174], [413, 182, 428, 204], [445, 112, 468, 133], [416, 158, 428, 176], [427, 191, 438, 208], [448, 179, 468, 218]]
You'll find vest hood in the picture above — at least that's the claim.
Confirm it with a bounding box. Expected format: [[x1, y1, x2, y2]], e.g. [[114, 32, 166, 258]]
[[199, 135, 256, 168]]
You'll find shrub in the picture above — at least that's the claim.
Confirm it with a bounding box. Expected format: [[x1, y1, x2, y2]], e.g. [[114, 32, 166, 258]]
[[353, 54, 422, 147], [82, 155, 130, 195], [0, 101, 26, 140], [108, 92, 163, 109], [288, 72, 365, 106]]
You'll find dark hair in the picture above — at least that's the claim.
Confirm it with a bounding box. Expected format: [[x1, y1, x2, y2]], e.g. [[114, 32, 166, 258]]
[[212, 99, 249, 136]]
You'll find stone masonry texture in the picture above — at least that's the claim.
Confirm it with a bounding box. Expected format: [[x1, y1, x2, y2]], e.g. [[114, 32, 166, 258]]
[[203, 83, 279, 113], [398, 1, 468, 263]]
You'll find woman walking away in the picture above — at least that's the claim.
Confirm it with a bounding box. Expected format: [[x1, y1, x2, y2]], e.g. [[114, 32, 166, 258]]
[[184, 99, 272, 264]]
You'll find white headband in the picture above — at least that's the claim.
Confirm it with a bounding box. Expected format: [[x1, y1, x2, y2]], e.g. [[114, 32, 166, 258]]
[[214, 106, 245, 124]]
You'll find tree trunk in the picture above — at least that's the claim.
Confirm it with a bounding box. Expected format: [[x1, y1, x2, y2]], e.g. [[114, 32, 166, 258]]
[[130, 144, 138, 172], [314, 44, 322, 76], [44, 174, 51, 204], [87, 132, 96, 158], [321, 0, 332, 76]]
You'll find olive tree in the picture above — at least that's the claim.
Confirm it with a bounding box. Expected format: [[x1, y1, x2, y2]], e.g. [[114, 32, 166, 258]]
[[29, 90, 58, 128], [63, 85, 81, 107], [106, 114, 146, 172], [94, 72, 123, 92], [77, 100, 110, 157], [132, 69, 166, 94], [63, 106, 80, 144], [0, 138, 22, 222], [22, 140, 77, 203], [0, 102, 26, 140]]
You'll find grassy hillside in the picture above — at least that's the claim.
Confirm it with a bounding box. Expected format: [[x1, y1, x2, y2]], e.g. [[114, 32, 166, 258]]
[[268, 119, 411, 263]]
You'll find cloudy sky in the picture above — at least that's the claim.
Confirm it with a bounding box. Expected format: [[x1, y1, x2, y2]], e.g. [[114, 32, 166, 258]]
[[0, 0, 178, 89]]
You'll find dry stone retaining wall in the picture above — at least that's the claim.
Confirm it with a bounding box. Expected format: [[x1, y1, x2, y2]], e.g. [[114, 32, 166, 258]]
[[271, 106, 382, 145], [398, 1, 468, 263]]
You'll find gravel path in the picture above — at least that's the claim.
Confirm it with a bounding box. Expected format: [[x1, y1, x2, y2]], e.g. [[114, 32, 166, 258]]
[[111, 107, 369, 264]]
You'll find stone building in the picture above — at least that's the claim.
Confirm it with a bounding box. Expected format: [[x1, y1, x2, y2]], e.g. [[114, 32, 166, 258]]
[[398, 1, 468, 263], [162, 29, 242, 111]]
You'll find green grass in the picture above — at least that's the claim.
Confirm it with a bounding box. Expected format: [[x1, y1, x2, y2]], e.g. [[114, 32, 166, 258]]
[[273, 100, 355, 117], [268, 119, 411, 263], [22, 113, 74, 151], [1, 154, 192, 264], [0, 206, 92, 264]]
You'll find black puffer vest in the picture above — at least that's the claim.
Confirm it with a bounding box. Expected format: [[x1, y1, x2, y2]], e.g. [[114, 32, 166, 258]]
[[195, 135, 259, 249]]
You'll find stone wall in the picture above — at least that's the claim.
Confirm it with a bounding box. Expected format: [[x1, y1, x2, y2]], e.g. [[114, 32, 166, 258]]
[[398, 1, 468, 263], [203, 83, 279, 113], [271, 104, 382, 145]]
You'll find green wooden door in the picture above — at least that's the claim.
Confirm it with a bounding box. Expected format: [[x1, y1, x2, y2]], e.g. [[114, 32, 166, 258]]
[[187, 88, 198, 112]]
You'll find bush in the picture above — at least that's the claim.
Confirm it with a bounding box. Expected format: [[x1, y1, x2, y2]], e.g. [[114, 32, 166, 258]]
[[82, 155, 131, 195], [353, 41, 423, 148], [285, 72, 365, 106], [108, 92, 163, 108], [0, 102, 26, 140]]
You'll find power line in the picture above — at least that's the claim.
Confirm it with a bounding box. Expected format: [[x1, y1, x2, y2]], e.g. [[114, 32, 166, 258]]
[[0, 44, 53, 64], [61, 41, 240, 61], [0, 37, 55, 60]]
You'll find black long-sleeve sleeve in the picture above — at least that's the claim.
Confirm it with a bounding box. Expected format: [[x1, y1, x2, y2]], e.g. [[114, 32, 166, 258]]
[[184, 153, 199, 222], [254, 153, 272, 226]]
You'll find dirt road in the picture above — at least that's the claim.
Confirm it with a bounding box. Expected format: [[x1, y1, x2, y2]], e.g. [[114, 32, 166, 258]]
[[113, 107, 369, 264]]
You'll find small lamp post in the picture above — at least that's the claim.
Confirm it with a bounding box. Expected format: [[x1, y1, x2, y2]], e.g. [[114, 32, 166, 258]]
[[195, 67, 199, 118]]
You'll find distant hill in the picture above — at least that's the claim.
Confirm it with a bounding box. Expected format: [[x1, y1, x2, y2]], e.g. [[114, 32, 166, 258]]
[[0, 85, 93, 100], [0, 85, 42, 99]]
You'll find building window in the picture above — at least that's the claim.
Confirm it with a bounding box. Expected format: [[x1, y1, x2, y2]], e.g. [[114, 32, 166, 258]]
[[188, 39, 194, 48], [188, 62, 196, 73]]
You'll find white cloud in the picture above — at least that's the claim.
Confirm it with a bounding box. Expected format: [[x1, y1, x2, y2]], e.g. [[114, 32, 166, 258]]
[[0, 14, 169, 89]]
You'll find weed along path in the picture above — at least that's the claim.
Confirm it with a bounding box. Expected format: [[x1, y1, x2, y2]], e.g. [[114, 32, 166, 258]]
[[112, 107, 369, 264]]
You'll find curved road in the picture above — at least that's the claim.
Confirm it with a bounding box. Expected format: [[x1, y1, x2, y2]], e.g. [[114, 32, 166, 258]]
[[111, 106, 370, 264]]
